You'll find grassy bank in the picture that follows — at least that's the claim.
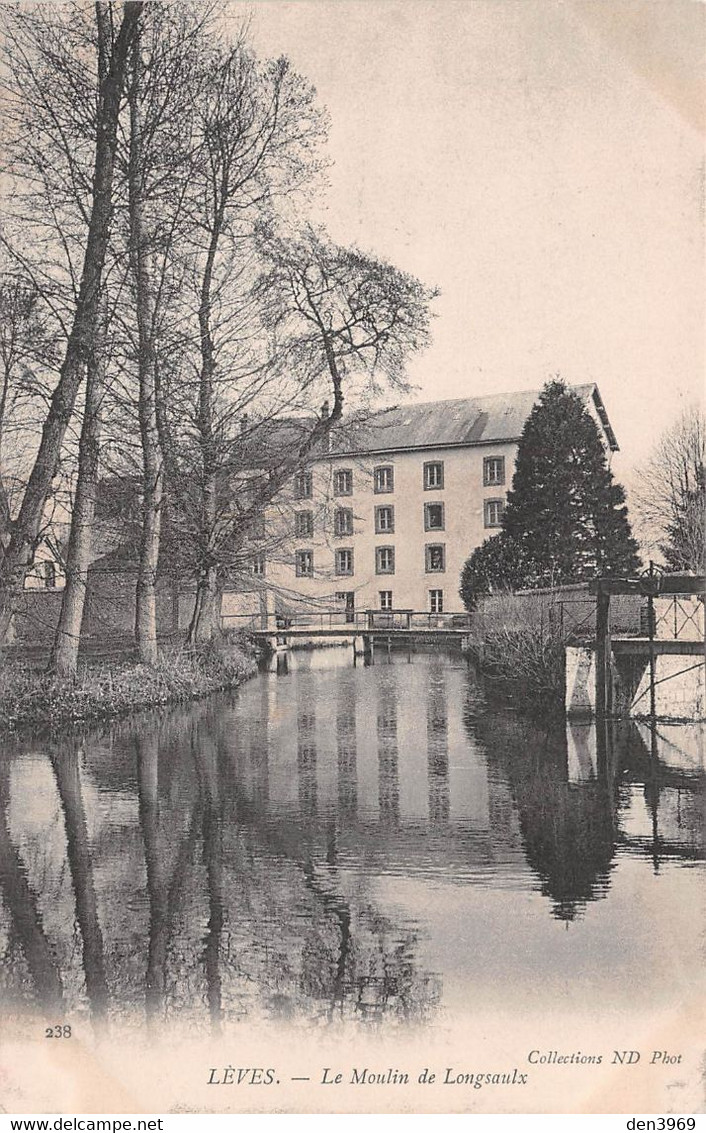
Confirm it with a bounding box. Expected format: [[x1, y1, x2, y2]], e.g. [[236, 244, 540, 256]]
[[0, 637, 257, 731], [466, 591, 566, 709]]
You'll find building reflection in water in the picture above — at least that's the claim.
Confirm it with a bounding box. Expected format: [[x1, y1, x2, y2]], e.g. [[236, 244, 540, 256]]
[[0, 649, 702, 1030], [427, 662, 450, 826], [376, 670, 400, 826], [336, 669, 358, 819]]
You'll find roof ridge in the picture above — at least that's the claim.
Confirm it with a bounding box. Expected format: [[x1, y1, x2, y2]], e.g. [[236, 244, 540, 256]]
[[365, 382, 595, 416]]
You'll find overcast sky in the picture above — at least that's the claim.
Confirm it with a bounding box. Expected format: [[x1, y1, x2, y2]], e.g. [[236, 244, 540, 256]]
[[232, 0, 704, 481]]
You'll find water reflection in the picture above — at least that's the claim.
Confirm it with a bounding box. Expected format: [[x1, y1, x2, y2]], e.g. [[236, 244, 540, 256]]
[[0, 648, 703, 1032]]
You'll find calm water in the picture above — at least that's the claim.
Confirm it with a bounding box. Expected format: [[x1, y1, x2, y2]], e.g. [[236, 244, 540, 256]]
[[0, 647, 703, 1034]]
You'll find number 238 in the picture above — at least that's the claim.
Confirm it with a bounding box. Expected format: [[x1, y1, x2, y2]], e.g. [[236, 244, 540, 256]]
[[45, 1025, 72, 1039]]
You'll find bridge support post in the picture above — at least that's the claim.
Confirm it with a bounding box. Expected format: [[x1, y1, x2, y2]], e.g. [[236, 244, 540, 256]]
[[595, 591, 612, 718], [354, 633, 374, 662]]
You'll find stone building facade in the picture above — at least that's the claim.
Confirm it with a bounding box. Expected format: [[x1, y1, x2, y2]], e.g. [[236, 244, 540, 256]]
[[252, 383, 618, 618]]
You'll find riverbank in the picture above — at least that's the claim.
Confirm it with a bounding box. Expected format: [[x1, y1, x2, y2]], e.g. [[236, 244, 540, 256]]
[[0, 638, 257, 731], [464, 591, 566, 710]]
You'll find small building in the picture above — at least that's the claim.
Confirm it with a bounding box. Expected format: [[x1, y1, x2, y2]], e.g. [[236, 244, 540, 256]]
[[252, 383, 618, 619]]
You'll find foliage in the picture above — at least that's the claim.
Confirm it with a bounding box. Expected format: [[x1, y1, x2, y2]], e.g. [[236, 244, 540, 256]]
[[459, 531, 528, 610], [460, 381, 640, 608]]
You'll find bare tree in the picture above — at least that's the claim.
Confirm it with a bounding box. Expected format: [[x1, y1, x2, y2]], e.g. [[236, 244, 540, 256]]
[[177, 223, 437, 644], [127, 16, 164, 665], [0, 269, 59, 551], [0, 1, 143, 641], [172, 44, 327, 643], [632, 406, 705, 573]]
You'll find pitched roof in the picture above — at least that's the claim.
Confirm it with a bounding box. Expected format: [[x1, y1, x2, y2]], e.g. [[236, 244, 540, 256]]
[[328, 383, 618, 455]]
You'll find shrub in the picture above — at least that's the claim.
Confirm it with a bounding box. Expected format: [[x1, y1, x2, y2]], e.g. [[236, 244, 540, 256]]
[[0, 638, 256, 731], [465, 589, 565, 706]]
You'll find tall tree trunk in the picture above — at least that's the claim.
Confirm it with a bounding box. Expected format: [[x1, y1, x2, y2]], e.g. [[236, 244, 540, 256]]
[[0, 1, 143, 643], [128, 24, 163, 665], [188, 207, 224, 646], [49, 306, 107, 677]]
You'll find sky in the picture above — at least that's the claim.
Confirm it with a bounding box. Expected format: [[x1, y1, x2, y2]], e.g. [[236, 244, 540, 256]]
[[228, 0, 704, 485]]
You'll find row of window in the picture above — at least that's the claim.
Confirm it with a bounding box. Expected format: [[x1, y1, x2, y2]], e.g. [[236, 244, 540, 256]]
[[337, 589, 446, 613], [293, 543, 447, 578], [295, 498, 504, 537], [294, 456, 505, 499]]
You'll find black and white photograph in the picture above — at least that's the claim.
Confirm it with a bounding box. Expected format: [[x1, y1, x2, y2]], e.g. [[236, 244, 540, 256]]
[[0, 0, 703, 1118]]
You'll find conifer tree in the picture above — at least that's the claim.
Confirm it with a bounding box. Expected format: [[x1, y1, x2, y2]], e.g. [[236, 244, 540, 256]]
[[460, 381, 640, 607]]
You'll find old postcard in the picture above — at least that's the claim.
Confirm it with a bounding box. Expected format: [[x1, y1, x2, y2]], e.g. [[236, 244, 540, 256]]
[[0, 0, 703, 1118]]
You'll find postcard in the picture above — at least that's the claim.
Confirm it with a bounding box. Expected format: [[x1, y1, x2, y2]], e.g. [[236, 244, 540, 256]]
[[0, 0, 703, 1118]]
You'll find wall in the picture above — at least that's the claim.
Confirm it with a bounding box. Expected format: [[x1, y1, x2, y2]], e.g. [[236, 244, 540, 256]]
[[259, 441, 518, 615], [514, 583, 644, 637]]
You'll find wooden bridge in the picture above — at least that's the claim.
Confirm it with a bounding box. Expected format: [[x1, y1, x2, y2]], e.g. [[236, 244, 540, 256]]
[[222, 608, 473, 654]]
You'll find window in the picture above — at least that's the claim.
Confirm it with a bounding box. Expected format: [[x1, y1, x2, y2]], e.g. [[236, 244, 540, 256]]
[[42, 561, 57, 589], [250, 511, 266, 539], [484, 499, 505, 528], [424, 461, 444, 490], [425, 544, 446, 572], [375, 505, 395, 534], [483, 456, 505, 486], [335, 548, 354, 576], [336, 590, 355, 622], [375, 546, 395, 574], [379, 590, 393, 611], [295, 550, 314, 577], [334, 508, 354, 537], [374, 465, 394, 494], [295, 510, 313, 537], [294, 471, 313, 499], [334, 468, 353, 496], [429, 589, 444, 613], [424, 502, 445, 531], [252, 554, 265, 576]]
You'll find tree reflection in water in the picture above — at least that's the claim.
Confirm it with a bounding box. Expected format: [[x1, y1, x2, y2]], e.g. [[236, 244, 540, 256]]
[[0, 755, 64, 1013], [0, 690, 440, 1030], [1, 651, 701, 1029]]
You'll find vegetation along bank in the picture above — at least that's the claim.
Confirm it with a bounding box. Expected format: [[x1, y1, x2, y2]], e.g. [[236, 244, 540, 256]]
[[0, 638, 256, 732]]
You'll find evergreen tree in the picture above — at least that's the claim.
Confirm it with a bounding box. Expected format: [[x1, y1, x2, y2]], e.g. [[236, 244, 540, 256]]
[[460, 381, 640, 607], [459, 532, 528, 610]]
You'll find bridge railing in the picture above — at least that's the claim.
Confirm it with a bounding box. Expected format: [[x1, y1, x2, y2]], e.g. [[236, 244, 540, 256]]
[[221, 609, 472, 633]]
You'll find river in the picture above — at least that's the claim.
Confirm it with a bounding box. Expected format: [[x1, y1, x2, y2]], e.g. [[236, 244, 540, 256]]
[[0, 646, 703, 1040]]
